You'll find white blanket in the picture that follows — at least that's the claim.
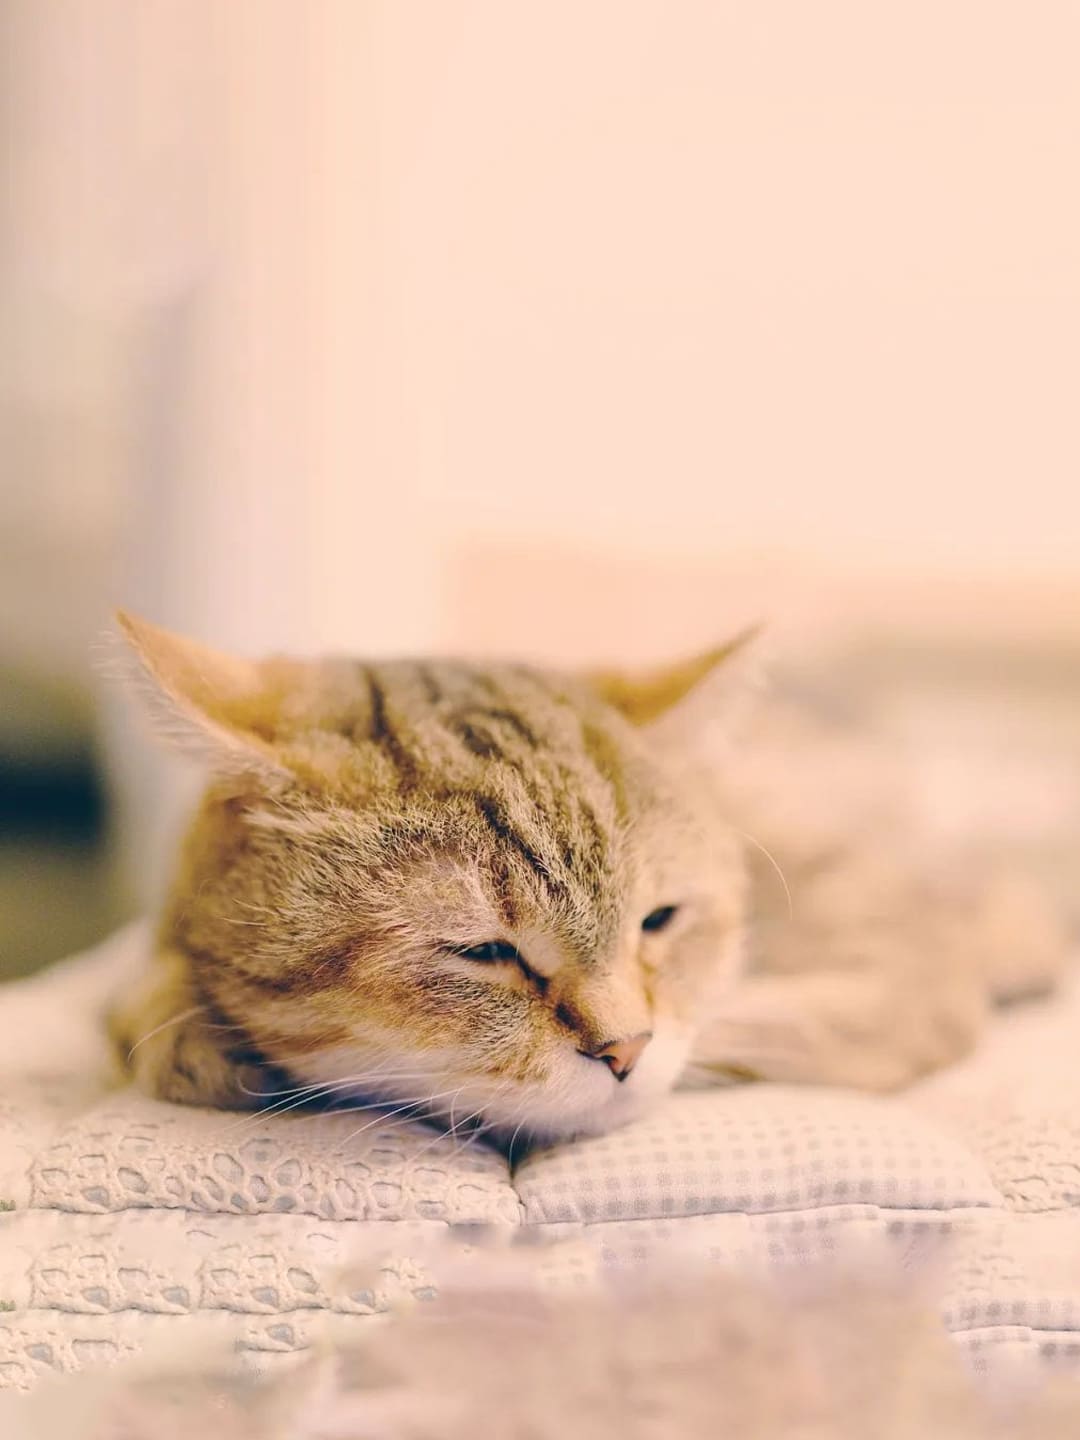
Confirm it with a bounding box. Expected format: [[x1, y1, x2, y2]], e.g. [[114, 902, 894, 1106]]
[[2, 925, 1079, 1392]]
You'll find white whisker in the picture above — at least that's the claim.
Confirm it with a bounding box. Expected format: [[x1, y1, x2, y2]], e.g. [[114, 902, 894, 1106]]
[[126, 1006, 204, 1060], [409, 1081, 511, 1163], [221, 1067, 444, 1132], [239, 1068, 441, 1100], [214, 1085, 347, 1138], [446, 1080, 517, 1160], [734, 827, 794, 921], [506, 1106, 532, 1167], [332, 1087, 470, 1153]]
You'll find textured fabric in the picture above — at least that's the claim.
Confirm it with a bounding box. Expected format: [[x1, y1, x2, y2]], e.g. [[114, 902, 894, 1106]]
[[1, 1211, 445, 1318], [514, 1087, 999, 1224], [1, 925, 1079, 1394], [27, 1094, 517, 1225]]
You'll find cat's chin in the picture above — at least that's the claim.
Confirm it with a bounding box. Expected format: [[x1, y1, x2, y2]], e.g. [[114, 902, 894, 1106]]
[[488, 1094, 650, 1150]]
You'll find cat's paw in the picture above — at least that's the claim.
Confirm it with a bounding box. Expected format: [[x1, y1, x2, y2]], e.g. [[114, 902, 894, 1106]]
[[966, 868, 1070, 1003]]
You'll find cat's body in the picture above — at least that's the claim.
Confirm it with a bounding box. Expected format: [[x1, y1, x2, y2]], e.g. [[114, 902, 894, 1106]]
[[107, 614, 1063, 1146]]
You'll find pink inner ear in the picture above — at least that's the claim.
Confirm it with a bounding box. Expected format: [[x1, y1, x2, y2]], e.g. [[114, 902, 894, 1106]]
[[117, 610, 263, 715], [114, 610, 289, 777]]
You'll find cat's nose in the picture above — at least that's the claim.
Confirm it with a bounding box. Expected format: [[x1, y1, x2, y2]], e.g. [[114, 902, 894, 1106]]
[[585, 1032, 653, 1081]]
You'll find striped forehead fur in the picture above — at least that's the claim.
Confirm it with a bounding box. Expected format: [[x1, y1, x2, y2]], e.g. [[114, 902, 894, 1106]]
[[257, 658, 634, 952]]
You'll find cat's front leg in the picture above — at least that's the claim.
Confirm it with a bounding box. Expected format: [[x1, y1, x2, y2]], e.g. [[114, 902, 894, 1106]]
[[688, 951, 989, 1093], [689, 851, 1066, 1093]]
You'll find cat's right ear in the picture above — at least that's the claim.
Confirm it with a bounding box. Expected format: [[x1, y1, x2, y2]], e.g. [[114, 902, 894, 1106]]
[[584, 626, 764, 759], [111, 610, 292, 783]]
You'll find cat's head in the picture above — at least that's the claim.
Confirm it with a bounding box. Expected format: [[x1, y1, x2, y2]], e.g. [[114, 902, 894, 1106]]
[[116, 612, 755, 1145]]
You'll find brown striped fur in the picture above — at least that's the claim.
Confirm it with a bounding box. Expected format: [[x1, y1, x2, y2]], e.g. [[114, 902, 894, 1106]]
[[107, 613, 1065, 1145]]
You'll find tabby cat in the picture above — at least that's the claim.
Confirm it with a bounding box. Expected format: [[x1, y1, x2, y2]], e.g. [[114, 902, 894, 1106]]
[[107, 612, 1063, 1146]]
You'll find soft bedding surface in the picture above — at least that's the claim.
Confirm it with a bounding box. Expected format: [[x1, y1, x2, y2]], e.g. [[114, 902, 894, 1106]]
[[1, 925, 1079, 1393]]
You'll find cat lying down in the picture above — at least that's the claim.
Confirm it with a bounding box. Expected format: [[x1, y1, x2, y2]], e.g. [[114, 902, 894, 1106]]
[[106, 612, 1065, 1147]]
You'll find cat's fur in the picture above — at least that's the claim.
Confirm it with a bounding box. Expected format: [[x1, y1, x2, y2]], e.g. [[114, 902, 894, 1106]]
[[106, 612, 1064, 1144]]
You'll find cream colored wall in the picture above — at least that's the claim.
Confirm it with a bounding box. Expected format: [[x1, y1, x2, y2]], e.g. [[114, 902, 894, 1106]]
[[3, 2, 1078, 907], [361, 0, 1080, 630], [5, 1, 1077, 670]]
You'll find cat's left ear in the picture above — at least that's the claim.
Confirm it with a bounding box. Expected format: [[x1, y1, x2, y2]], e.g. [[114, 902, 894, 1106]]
[[585, 626, 763, 756]]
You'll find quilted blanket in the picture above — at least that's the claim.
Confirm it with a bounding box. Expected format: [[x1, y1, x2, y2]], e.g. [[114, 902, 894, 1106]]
[[1, 925, 1078, 1394]]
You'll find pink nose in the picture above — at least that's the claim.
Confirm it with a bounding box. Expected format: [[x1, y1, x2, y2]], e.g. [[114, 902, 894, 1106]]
[[588, 1032, 652, 1081]]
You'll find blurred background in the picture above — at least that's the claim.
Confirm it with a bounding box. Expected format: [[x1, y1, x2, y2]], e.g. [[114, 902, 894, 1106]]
[[1, 1, 1077, 978]]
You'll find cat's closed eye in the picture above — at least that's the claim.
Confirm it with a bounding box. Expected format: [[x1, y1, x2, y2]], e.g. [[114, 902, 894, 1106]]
[[642, 905, 678, 933], [450, 941, 522, 963]]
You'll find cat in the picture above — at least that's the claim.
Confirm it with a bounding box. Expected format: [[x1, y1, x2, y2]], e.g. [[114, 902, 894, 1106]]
[[106, 611, 1065, 1146]]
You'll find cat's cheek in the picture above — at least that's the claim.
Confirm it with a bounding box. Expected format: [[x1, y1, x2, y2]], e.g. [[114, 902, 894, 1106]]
[[665, 927, 749, 1023]]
